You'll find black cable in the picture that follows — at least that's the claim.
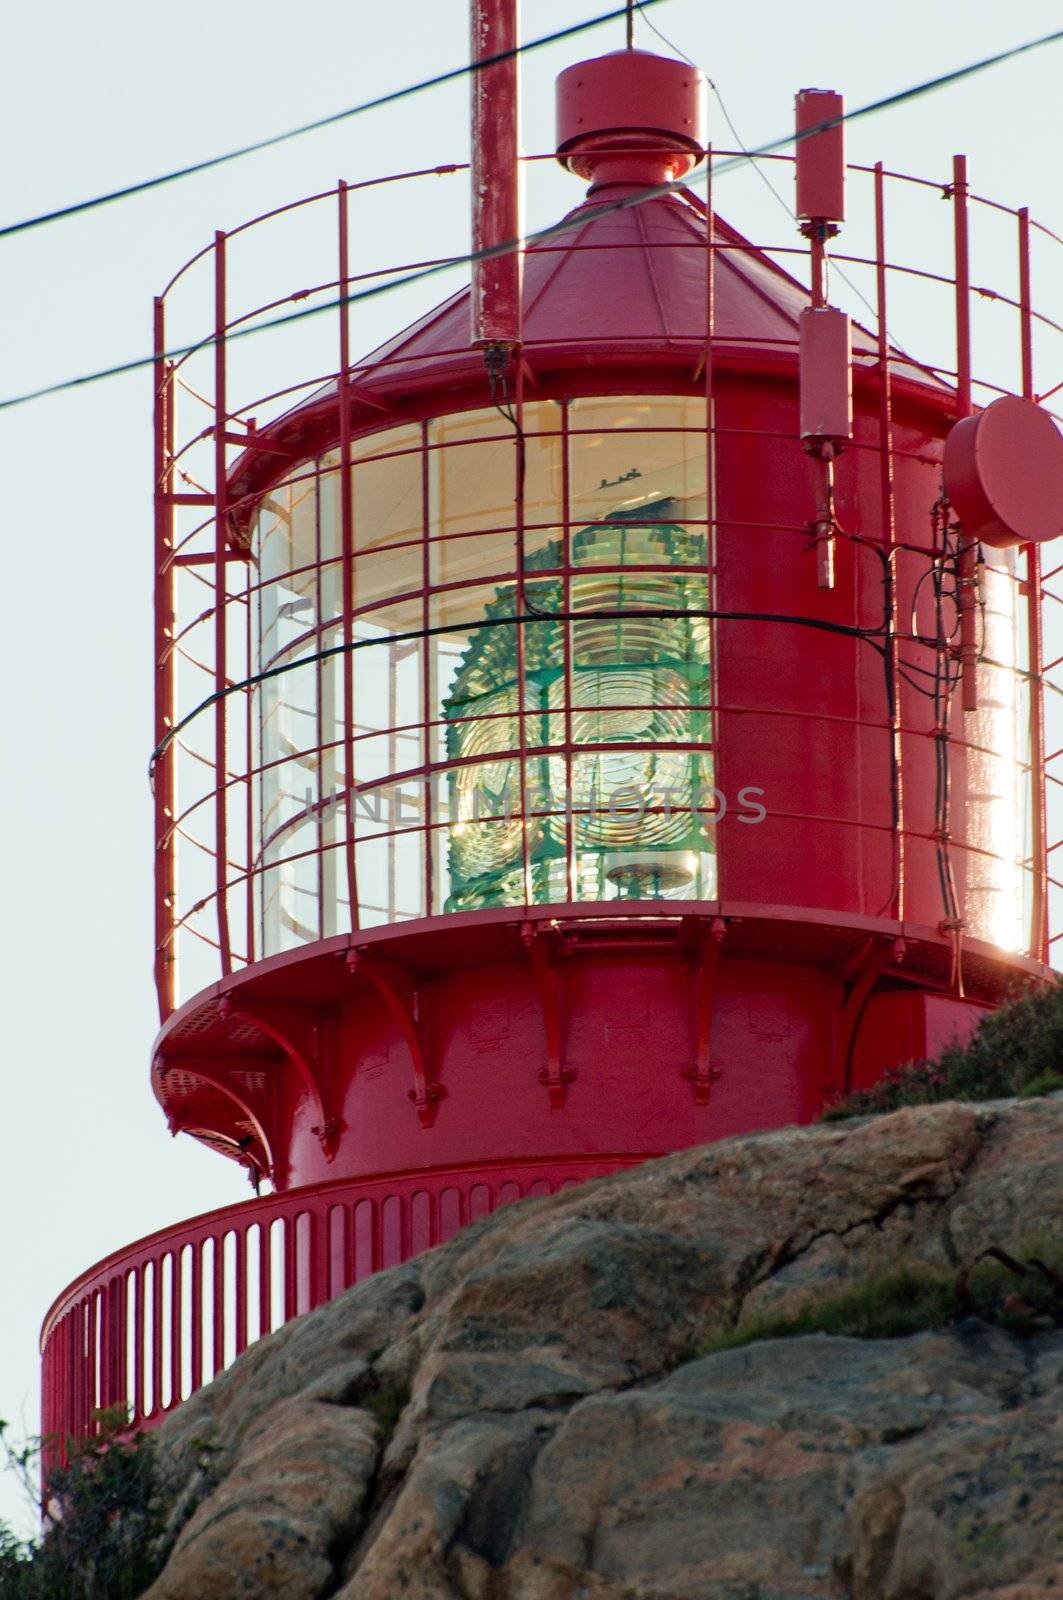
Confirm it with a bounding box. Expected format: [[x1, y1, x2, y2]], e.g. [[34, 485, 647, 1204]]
[[5, 20, 1063, 416], [928, 505, 965, 932], [149, 603, 888, 778], [0, 3, 662, 242], [636, 0, 933, 363]]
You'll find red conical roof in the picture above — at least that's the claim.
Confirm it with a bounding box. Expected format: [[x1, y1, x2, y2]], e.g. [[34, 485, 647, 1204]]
[[353, 185, 848, 392], [229, 183, 941, 519]]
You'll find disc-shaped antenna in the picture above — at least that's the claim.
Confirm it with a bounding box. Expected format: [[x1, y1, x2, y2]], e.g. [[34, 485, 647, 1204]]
[[944, 395, 1063, 548]]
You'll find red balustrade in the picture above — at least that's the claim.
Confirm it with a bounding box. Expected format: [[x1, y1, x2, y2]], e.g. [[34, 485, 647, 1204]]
[[40, 1156, 630, 1464]]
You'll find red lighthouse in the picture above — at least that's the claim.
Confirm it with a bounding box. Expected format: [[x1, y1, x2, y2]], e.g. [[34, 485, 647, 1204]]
[[42, 7, 1063, 1445]]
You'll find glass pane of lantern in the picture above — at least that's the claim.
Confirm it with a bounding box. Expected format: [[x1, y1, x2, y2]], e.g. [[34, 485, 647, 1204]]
[[258, 473, 320, 665], [520, 399, 565, 567], [262, 813, 321, 952], [252, 402, 716, 943], [963, 552, 1027, 951], [356, 827, 425, 928], [428, 409, 518, 584], [567, 395, 708, 552], [439, 397, 714, 910], [350, 425, 423, 552]]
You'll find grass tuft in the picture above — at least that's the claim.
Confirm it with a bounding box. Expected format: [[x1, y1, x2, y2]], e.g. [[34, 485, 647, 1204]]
[[700, 1248, 1063, 1357], [822, 977, 1063, 1121]]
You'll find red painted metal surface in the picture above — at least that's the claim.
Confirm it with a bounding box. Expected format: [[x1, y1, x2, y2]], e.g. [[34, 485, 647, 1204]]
[[795, 89, 845, 224], [799, 305, 852, 442], [556, 48, 704, 189], [46, 40, 1063, 1458], [944, 396, 1063, 547], [152, 300, 176, 1017], [41, 1157, 624, 1470], [470, 0, 522, 348]]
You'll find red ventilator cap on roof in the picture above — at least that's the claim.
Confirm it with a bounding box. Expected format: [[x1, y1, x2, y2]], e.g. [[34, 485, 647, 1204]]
[[943, 395, 1063, 548], [556, 48, 705, 190]]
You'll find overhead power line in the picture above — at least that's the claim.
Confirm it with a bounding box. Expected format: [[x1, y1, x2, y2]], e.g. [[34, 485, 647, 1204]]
[[0, 1, 665, 242], [2, 21, 1063, 416]]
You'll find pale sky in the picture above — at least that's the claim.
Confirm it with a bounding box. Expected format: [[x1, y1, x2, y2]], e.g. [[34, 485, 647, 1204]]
[[2, 0, 1062, 1536]]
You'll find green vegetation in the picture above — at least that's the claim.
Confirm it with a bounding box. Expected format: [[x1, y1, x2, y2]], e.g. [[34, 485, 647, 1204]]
[[823, 978, 1063, 1121], [0, 1373, 410, 1598], [363, 1379, 410, 1438], [0, 1407, 163, 1600], [702, 1248, 1063, 1356]]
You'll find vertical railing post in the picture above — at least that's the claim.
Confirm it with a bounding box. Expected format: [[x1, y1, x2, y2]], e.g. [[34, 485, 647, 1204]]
[[245, 513, 256, 966], [40, 1321, 57, 1488], [170, 1247, 183, 1408], [133, 1265, 145, 1423], [337, 182, 359, 931], [190, 1239, 204, 1394], [704, 147, 719, 901], [258, 1222, 273, 1338], [151, 1258, 163, 1415], [952, 157, 972, 417], [875, 163, 904, 923], [235, 1228, 249, 1356], [284, 1216, 298, 1322], [1019, 206, 1048, 962], [98, 1280, 112, 1414], [71, 1305, 85, 1450], [86, 1294, 98, 1432], [153, 299, 177, 1016], [310, 1211, 329, 1309], [214, 232, 233, 973], [952, 155, 979, 714], [560, 399, 574, 901], [107, 1276, 124, 1415], [513, 361, 533, 907], [70, 1304, 82, 1444], [43, 1321, 60, 1480], [420, 420, 433, 914], [212, 1233, 226, 1378]]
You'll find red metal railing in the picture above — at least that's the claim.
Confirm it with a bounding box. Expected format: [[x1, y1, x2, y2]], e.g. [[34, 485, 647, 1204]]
[[40, 1156, 630, 1462]]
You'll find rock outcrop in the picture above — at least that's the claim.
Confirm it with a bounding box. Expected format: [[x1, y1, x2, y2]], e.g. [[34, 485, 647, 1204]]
[[144, 1098, 1063, 1598]]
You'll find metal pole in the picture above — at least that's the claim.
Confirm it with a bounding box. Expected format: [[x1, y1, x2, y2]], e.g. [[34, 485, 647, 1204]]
[[1019, 206, 1048, 961], [153, 299, 177, 1015], [470, 0, 522, 350], [337, 182, 360, 931], [952, 155, 979, 714], [705, 147, 720, 899], [190, 1241, 203, 1394], [214, 232, 233, 972], [875, 163, 904, 923], [561, 401, 574, 900], [420, 420, 434, 914], [244, 484, 256, 964]]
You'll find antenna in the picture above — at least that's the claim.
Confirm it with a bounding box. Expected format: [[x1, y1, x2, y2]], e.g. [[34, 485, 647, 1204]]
[[626, 0, 635, 49]]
